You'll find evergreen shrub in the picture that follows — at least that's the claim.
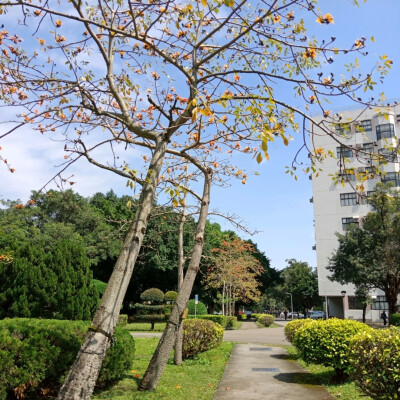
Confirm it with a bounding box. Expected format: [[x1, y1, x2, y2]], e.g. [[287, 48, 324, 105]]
[[225, 316, 237, 329], [257, 314, 275, 327], [284, 319, 313, 343], [187, 314, 227, 328], [182, 318, 223, 359], [165, 291, 178, 303], [348, 327, 400, 400], [140, 288, 164, 303], [238, 314, 247, 320], [117, 314, 128, 326], [293, 318, 371, 375], [390, 313, 400, 326], [187, 299, 207, 315], [0, 318, 135, 400]]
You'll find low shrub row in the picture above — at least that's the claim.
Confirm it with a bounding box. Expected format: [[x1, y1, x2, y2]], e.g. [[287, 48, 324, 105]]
[[187, 314, 237, 329], [0, 318, 135, 400], [253, 313, 275, 327], [286, 318, 400, 399], [237, 314, 247, 321]]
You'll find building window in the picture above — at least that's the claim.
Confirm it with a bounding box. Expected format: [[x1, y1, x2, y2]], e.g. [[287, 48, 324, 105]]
[[376, 123, 395, 140], [397, 115, 400, 125], [340, 193, 358, 206], [342, 217, 359, 230], [336, 146, 353, 159], [335, 123, 351, 137], [360, 190, 375, 205], [339, 169, 356, 182], [371, 296, 388, 311], [348, 296, 364, 310], [362, 142, 375, 152], [355, 119, 372, 132], [381, 171, 400, 186], [379, 148, 397, 162]]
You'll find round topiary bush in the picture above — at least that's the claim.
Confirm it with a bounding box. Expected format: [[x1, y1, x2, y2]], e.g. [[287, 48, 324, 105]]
[[182, 318, 224, 359], [140, 288, 164, 304], [347, 327, 400, 399], [293, 318, 371, 376], [348, 327, 400, 400], [284, 319, 313, 343], [258, 314, 275, 327], [187, 299, 207, 315], [165, 291, 178, 303]]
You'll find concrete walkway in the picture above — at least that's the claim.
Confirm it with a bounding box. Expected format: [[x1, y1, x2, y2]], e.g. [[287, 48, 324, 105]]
[[213, 343, 335, 400], [214, 319, 335, 400]]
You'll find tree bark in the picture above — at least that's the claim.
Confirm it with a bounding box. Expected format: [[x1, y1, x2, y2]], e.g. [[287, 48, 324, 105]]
[[174, 200, 187, 366], [139, 171, 211, 391], [58, 137, 168, 400], [222, 282, 225, 316]]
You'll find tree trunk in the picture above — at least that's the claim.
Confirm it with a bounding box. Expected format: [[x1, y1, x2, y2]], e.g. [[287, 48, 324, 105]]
[[362, 303, 367, 323], [139, 171, 211, 391], [58, 138, 168, 400], [384, 282, 400, 322], [222, 282, 225, 316], [174, 200, 187, 366]]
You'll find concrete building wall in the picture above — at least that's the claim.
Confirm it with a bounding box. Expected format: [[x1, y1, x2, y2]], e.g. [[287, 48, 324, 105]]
[[310, 105, 400, 321]]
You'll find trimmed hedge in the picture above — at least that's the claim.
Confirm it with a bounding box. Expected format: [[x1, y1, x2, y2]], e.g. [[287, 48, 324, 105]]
[[293, 318, 371, 375], [188, 314, 226, 327], [238, 314, 247, 321], [225, 316, 237, 329], [348, 327, 400, 399], [390, 313, 400, 326], [182, 318, 223, 359], [284, 319, 313, 343], [257, 314, 275, 327], [0, 318, 135, 400]]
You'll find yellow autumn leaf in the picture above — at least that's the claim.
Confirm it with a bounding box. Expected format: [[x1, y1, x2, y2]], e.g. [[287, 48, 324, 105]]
[[256, 152, 263, 164], [201, 0, 207, 6]]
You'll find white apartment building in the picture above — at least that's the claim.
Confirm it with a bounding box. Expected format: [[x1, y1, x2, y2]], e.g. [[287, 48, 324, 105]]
[[311, 105, 400, 321]]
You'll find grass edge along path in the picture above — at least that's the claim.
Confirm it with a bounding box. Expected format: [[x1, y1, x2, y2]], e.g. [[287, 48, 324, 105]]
[[93, 337, 234, 400], [284, 346, 372, 400]]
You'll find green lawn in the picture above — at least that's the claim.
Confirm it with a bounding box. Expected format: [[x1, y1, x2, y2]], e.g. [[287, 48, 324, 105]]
[[285, 346, 371, 400], [93, 338, 234, 400], [124, 322, 166, 332]]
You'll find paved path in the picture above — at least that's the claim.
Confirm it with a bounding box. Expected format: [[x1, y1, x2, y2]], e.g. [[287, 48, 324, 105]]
[[130, 319, 336, 399], [214, 319, 335, 400], [223, 320, 290, 346], [213, 343, 335, 400]]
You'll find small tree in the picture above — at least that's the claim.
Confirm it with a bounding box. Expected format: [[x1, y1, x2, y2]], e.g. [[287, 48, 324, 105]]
[[134, 288, 165, 330], [279, 259, 321, 314], [204, 239, 264, 316]]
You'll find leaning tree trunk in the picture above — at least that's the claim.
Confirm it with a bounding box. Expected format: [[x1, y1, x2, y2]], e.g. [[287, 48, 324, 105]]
[[174, 200, 187, 366], [58, 138, 168, 400], [139, 171, 211, 391]]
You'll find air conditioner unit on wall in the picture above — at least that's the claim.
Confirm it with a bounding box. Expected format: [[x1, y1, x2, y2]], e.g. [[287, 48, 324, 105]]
[[358, 167, 365, 173], [356, 143, 363, 149]]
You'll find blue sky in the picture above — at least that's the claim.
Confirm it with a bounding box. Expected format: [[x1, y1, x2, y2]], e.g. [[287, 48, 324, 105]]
[[1, 0, 400, 271]]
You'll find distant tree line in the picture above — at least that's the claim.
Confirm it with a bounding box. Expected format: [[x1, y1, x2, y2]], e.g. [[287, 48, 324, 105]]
[[0, 189, 286, 319]]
